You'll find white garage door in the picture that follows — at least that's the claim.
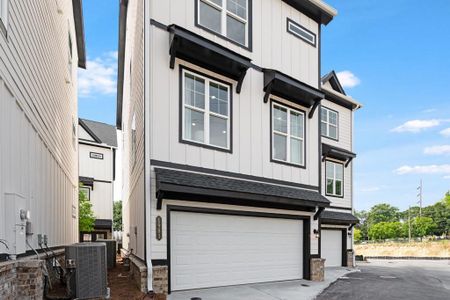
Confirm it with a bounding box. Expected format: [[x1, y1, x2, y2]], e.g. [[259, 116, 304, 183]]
[[170, 211, 303, 291], [321, 229, 342, 267]]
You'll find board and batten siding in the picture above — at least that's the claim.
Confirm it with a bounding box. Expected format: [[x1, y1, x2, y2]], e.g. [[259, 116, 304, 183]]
[[0, 0, 80, 251], [78, 143, 114, 220], [149, 0, 319, 88], [120, 0, 146, 260]]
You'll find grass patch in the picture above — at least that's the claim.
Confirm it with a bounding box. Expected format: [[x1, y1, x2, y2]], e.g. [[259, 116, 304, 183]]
[[355, 240, 450, 257]]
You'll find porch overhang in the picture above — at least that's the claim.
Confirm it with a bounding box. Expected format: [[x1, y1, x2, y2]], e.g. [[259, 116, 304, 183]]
[[322, 143, 356, 167], [79, 176, 94, 189], [168, 25, 252, 93], [262, 69, 324, 114], [155, 168, 330, 211], [321, 210, 359, 225]]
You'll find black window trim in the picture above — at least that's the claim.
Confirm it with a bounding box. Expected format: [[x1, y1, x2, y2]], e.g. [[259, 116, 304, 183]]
[[321, 105, 339, 142], [270, 99, 307, 169], [179, 64, 234, 153], [325, 159, 344, 198], [286, 18, 316, 47], [194, 0, 253, 52]]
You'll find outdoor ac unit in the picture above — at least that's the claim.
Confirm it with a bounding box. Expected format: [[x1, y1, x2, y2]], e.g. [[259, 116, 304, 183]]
[[96, 239, 116, 269], [66, 243, 107, 299]]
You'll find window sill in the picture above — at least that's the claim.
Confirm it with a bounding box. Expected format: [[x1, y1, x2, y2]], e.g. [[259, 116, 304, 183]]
[[180, 139, 232, 154], [321, 134, 339, 142], [270, 158, 306, 169], [325, 193, 344, 199], [194, 23, 252, 52]]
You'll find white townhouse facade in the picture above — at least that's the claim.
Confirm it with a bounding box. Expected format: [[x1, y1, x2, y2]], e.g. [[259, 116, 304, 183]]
[[78, 118, 117, 241], [0, 0, 85, 260], [117, 0, 361, 294]]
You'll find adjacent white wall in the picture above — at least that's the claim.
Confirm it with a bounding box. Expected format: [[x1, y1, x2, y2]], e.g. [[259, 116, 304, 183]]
[[0, 0, 80, 253]]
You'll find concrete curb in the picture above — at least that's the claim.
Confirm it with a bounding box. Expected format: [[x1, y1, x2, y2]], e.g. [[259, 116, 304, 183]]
[[364, 256, 450, 260]]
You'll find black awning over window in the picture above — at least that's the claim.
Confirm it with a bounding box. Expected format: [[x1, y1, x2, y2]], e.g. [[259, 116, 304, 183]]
[[321, 210, 359, 225], [322, 143, 356, 167], [79, 176, 94, 189], [155, 167, 330, 210], [263, 69, 324, 108], [168, 25, 252, 93]]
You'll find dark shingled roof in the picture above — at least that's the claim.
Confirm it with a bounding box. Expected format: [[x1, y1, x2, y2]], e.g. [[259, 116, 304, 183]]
[[321, 210, 359, 225], [155, 168, 330, 210], [79, 119, 117, 147]]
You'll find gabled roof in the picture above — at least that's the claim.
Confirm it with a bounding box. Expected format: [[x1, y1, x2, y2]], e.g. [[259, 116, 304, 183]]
[[321, 70, 346, 95], [72, 0, 86, 69], [321, 70, 363, 110], [79, 118, 117, 147]]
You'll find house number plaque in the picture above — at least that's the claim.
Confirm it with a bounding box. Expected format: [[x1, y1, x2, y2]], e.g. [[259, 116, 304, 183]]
[[156, 216, 162, 240]]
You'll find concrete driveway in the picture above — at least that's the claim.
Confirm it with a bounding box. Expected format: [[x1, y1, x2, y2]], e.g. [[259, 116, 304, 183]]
[[317, 259, 450, 300], [168, 267, 356, 300]]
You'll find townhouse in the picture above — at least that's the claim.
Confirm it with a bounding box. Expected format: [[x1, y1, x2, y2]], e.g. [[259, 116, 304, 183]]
[[78, 118, 117, 241], [117, 0, 361, 294], [0, 0, 85, 297]]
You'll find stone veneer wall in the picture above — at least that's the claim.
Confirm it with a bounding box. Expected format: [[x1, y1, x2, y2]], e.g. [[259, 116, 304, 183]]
[[129, 255, 148, 293], [152, 265, 168, 295], [347, 249, 355, 267], [0, 260, 44, 299], [310, 257, 325, 281]]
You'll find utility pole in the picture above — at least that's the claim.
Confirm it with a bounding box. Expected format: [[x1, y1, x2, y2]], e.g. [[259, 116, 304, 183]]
[[417, 179, 423, 217], [408, 205, 411, 243]]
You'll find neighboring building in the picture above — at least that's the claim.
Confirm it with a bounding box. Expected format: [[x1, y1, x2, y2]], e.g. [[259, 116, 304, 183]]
[[0, 0, 85, 297], [117, 0, 361, 295], [78, 118, 117, 241]]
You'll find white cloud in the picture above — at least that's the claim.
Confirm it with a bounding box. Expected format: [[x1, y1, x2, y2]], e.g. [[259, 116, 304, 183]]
[[78, 52, 117, 98], [424, 145, 450, 155], [394, 164, 450, 175], [359, 186, 381, 192], [391, 119, 441, 133], [440, 128, 450, 137], [444, 175, 450, 179], [422, 108, 437, 113], [336, 71, 361, 88]]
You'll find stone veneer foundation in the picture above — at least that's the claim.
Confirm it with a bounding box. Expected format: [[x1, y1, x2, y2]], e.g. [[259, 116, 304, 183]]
[[347, 249, 355, 268], [310, 257, 325, 281], [0, 259, 44, 300]]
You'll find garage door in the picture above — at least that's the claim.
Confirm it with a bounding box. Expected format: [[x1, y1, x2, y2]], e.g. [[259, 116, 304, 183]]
[[170, 211, 303, 291], [321, 229, 342, 267]]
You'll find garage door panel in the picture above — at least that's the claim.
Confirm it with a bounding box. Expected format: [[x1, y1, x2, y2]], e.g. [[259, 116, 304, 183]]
[[321, 229, 342, 267], [171, 211, 304, 291]]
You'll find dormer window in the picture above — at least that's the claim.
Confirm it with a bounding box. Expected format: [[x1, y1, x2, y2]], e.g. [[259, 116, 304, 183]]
[[196, 0, 250, 48]]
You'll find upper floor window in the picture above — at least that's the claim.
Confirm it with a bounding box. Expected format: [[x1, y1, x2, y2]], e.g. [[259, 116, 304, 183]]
[[181, 68, 231, 151], [287, 18, 316, 47], [271, 102, 305, 167], [68, 31, 73, 79], [0, 0, 8, 31], [321, 107, 338, 140], [197, 0, 249, 47], [326, 160, 343, 197]]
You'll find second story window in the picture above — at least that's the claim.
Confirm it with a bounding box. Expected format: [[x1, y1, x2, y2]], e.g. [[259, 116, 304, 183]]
[[197, 0, 249, 47], [321, 107, 338, 140], [271, 102, 305, 167], [326, 160, 344, 197], [287, 18, 316, 47], [182, 68, 231, 151]]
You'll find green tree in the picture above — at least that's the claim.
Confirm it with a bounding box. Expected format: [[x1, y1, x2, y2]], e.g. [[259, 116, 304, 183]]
[[411, 217, 437, 238], [354, 228, 362, 241], [354, 210, 369, 240], [79, 185, 95, 232], [367, 204, 400, 225], [113, 201, 123, 231], [368, 221, 404, 240]]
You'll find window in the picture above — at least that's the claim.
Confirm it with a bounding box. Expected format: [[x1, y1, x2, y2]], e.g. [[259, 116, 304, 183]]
[[0, 0, 8, 31], [131, 113, 136, 168], [80, 187, 91, 201], [321, 107, 338, 140], [271, 102, 305, 167], [287, 18, 316, 47], [197, 0, 249, 47], [326, 161, 344, 197], [182, 68, 231, 151]]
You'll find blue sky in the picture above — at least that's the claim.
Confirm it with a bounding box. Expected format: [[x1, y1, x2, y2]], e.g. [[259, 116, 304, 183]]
[[78, 0, 450, 211]]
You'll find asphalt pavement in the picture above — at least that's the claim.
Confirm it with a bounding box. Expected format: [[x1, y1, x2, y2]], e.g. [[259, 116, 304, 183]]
[[316, 259, 450, 300]]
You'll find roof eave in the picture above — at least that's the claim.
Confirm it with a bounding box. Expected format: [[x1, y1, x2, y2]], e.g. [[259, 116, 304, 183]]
[[72, 0, 86, 69], [282, 0, 337, 25], [116, 0, 128, 130], [322, 86, 363, 110]]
